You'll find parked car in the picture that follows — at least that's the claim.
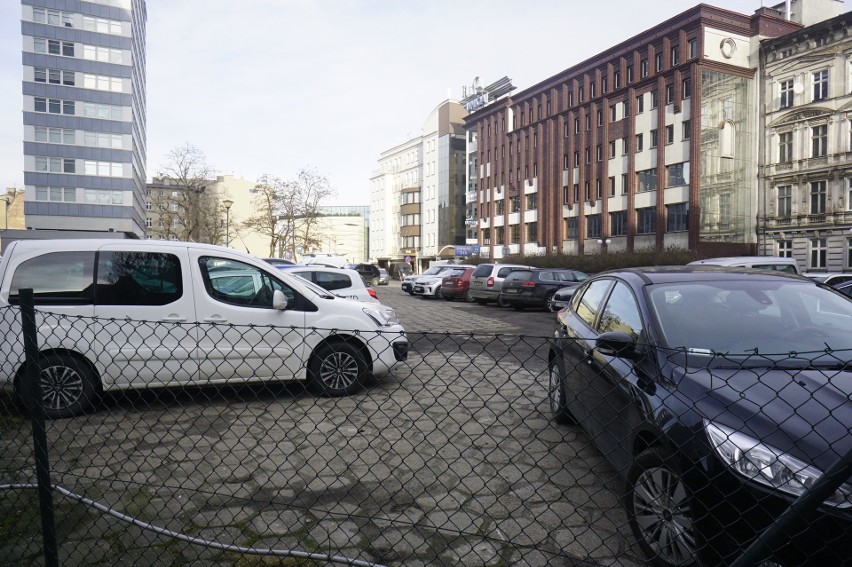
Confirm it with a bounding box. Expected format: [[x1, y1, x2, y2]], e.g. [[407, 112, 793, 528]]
[[412, 265, 474, 299], [688, 255, 801, 274], [803, 272, 852, 286], [834, 280, 852, 298], [401, 264, 466, 295], [0, 239, 409, 418], [440, 267, 475, 302], [468, 263, 535, 306], [346, 263, 382, 286], [377, 268, 390, 285], [548, 266, 852, 566], [547, 284, 583, 312], [262, 257, 296, 268], [499, 268, 588, 311], [290, 266, 379, 303]]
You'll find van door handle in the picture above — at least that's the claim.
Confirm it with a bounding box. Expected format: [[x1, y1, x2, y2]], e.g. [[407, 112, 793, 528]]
[[161, 316, 187, 322], [203, 316, 228, 323]]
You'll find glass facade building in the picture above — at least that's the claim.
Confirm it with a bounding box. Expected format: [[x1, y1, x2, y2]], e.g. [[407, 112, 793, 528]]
[[21, 0, 147, 236]]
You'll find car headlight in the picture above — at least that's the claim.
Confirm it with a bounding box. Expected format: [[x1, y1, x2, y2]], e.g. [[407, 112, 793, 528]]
[[706, 421, 852, 508], [363, 306, 400, 327]]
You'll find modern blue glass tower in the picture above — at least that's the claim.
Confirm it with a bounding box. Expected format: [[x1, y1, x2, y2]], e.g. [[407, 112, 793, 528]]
[[21, 0, 147, 236]]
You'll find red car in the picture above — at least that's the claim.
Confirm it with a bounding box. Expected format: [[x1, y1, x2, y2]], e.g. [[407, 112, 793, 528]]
[[440, 267, 475, 302]]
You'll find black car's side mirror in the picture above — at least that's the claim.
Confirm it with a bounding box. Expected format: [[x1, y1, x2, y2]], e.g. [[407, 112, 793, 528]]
[[596, 331, 639, 359]]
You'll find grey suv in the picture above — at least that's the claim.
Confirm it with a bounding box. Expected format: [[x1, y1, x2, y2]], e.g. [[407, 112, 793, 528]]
[[346, 263, 381, 286], [468, 263, 534, 306]]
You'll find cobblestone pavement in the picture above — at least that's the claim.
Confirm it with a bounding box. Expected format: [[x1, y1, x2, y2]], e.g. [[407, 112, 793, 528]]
[[0, 283, 644, 566]]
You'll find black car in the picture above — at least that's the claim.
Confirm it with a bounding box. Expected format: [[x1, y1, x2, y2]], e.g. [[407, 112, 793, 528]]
[[548, 266, 852, 566], [499, 268, 588, 310], [346, 263, 381, 286]]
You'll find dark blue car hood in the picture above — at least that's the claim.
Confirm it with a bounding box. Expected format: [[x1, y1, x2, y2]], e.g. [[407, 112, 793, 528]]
[[671, 362, 851, 472]]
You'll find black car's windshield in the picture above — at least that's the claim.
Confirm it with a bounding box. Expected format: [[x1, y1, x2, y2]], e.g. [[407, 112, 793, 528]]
[[648, 280, 852, 354]]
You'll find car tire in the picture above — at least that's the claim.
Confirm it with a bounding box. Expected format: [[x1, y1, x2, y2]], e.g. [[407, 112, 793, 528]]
[[548, 358, 575, 425], [371, 277, 379, 287], [307, 341, 368, 397], [544, 292, 556, 312], [18, 352, 100, 419], [464, 290, 475, 303], [625, 447, 698, 567], [443, 293, 454, 301], [496, 295, 509, 308]]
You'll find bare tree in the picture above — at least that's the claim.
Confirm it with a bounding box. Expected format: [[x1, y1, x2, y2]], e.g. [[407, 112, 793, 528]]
[[242, 168, 336, 258], [150, 144, 224, 243]]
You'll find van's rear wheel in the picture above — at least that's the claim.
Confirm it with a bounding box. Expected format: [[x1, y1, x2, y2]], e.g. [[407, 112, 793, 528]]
[[18, 353, 99, 419], [307, 342, 368, 396]]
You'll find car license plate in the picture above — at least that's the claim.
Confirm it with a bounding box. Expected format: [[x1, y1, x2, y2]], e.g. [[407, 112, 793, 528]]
[[414, 287, 423, 293], [474, 281, 482, 287], [504, 288, 518, 294]]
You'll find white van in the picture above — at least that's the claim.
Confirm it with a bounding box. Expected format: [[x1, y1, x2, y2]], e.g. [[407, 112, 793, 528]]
[[688, 256, 801, 275], [0, 239, 408, 418]]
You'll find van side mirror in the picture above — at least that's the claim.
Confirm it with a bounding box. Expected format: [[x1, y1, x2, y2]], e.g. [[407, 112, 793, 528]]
[[272, 290, 289, 310]]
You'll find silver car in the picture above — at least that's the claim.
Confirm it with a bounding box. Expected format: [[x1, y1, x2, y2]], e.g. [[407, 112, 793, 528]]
[[468, 263, 535, 307]]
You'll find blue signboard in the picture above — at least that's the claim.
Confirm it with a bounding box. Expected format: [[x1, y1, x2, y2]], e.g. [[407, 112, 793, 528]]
[[454, 245, 481, 257]]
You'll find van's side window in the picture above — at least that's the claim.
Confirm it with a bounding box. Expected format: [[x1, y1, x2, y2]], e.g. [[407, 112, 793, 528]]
[[198, 257, 294, 308], [96, 252, 182, 306], [9, 251, 96, 305]]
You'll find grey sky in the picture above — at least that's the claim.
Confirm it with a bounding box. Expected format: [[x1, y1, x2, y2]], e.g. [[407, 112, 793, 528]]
[[1, 1, 766, 204]]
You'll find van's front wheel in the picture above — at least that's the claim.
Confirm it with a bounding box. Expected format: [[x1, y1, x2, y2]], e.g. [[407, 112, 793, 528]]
[[307, 342, 368, 396], [18, 353, 99, 419]]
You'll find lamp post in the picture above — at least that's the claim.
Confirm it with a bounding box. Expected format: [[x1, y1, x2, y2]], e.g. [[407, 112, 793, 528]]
[[223, 199, 234, 247]]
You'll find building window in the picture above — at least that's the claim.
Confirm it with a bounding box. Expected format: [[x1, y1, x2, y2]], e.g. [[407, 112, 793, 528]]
[[574, 152, 580, 167], [812, 125, 827, 157], [666, 124, 675, 144], [610, 105, 617, 122], [34, 127, 75, 144], [82, 102, 124, 120], [637, 206, 657, 234], [611, 211, 627, 236], [585, 148, 591, 164], [573, 184, 580, 201], [650, 129, 659, 148], [526, 193, 537, 210], [813, 70, 829, 101], [636, 94, 644, 114], [810, 238, 827, 269], [655, 53, 663, 72], [568, 92, 574, 106], [810, 181, 826, 214], [84, 160, 123, 177], [627, 66, 633, 83], [609, 140, 616, 158], [595, 179, 602, 199], [579, 86, 585, 102], [608, 176, 616, 196], [34, 67, 75, 86], [587, 215, 602, 238], [640, 60, 648, 78], [34, 38, 74, 57], [33, 7, 73, 27], [567, 217, 579, 239], [614, 72, 621, 89], [145, 217, 152, 228], [637, 168, 657, 192], [779, 132, 793, 163], [848, 178, 852, 210], [780, 79, 794, 109], [636, 133, 644, 152], [585, 115, 591, 130], [621, 173, 628, 194], [82, 73, 123, 92], [34, 97, 75, 116], [651, 91, 659, 109], [82, 44, 123, 64], [574, 118, 580, 134], [622, 138, 628, 155], [623, 101, 630, 117], [526, 222, 538, 243], [682, 78, 691, 99], [777, 185, 792, 218], [689, 38, 698, 58], [83, 15, 123, 35], [34, 186, 75, 202], [777, 240, 792, 258], [666, 84, 674, 105], [666, 162, 687, 186], [671, 46, 679, 66], [596, 144, 603, 161], [590, 82, 596, 99], [602, 77, 608, 94], [35, 156, 74, 173], [682, 120, 691, 140], [666, 203, 688, 232]]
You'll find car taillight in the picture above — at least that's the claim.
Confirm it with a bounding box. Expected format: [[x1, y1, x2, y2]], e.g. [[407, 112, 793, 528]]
[[521, 282, 536, 288], [487, 277, 495, 287], [368, 288, 378, 299]]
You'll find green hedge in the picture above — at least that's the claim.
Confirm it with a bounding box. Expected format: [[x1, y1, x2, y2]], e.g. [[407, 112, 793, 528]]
[[466, 247, 703, 274]]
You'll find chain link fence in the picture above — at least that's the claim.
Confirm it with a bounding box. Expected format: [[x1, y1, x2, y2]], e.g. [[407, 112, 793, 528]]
[[1, 302, 850, 566]]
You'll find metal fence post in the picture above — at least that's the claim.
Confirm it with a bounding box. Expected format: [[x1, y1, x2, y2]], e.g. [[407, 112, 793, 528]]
[[730, 445, 852, 567], [20, 288, 59, 567]]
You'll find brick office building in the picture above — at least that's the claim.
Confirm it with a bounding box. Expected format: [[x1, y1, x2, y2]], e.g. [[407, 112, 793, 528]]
[[466, 4, 802, 259]]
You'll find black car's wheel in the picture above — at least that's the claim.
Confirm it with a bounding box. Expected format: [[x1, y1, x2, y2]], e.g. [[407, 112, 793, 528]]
[[496, 295, 509, 308], [443, 292, 454, 301], [19, 353, 100, 419], [464, 289, 475, 303], [548, 358, 575, 425], [307, 342, 368, 397], [544, 292, 556, 311], [626, 447, 698, 567], [371, 277, 379, 287]]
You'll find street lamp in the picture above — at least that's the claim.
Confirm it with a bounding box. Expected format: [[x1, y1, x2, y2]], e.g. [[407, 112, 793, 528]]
[[223, 199, 234, 247]]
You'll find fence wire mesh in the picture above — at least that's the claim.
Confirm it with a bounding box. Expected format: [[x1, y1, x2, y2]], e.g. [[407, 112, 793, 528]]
[[0, 305, 850, 567]]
